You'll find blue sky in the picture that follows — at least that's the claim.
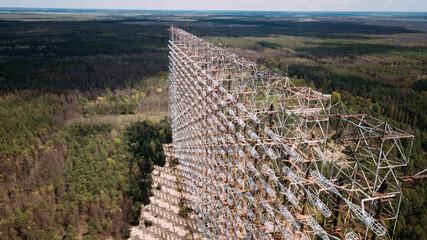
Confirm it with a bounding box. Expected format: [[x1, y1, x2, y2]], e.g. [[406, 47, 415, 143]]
[[0, 0, 426, 12]]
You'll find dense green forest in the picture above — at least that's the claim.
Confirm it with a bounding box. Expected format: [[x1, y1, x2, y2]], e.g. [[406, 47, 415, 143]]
[[0, 90, 171, 239], [0, 9, 426, 239], [0, 20, 168, 93]]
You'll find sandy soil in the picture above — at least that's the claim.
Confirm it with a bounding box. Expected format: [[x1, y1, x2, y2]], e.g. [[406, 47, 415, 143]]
[[129, 146, 202, 240]]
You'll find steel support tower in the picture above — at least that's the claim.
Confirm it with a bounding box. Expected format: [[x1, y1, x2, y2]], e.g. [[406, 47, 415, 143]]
[[168, 26, 414, 240]]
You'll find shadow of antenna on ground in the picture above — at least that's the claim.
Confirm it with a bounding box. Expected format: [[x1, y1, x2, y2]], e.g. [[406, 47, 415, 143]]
[[129, 144, 202, 240]]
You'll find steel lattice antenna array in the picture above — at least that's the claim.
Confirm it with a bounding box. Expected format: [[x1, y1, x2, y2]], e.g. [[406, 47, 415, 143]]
[[168, 26, 414, 240]]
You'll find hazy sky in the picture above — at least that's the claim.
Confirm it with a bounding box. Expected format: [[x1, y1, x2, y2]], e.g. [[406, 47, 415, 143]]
[[0, 0, 426, 12]]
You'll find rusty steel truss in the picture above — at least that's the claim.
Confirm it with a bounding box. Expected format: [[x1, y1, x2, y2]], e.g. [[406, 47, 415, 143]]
[[168, 26, 414, 240]]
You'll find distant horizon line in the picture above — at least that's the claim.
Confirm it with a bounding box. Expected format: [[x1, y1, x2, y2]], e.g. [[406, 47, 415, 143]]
[[1, 7, 426, 13]]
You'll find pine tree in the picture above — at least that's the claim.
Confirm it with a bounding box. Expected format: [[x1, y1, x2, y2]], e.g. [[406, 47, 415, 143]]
[[412, 115, 418, 128]]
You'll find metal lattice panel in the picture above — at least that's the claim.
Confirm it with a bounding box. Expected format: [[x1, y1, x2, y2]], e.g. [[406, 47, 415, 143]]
[[168, 26, 414, 240]]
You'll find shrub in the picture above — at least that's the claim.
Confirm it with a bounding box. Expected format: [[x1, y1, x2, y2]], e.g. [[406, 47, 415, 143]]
[[178, 206, 193, 218], [143, 219, 152, 227], [178, 207, 188, 218], [169, 158, 180, 168]]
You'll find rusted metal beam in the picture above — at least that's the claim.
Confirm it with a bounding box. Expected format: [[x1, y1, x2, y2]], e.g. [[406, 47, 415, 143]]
[[341, 133, 413, 143], [398, 174, 427, 182]]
